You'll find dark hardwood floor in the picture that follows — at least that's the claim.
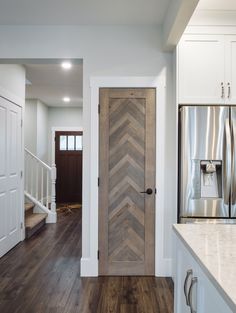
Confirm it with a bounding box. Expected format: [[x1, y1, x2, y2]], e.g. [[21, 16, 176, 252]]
[[0, 209, 174, 313]]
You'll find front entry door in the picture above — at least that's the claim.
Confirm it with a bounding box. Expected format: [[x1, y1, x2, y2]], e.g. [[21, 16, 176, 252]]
[[55, 131, 83, 203], [0, 97, 22, 258], [99, 88, 156, 275]]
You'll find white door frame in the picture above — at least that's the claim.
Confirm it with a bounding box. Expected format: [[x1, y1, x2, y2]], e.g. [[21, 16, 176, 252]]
[[51, 126, 83, 165], [81, 76, 170, 277]]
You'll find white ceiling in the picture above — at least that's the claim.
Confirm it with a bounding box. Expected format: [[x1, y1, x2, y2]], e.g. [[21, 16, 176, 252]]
[[25, 63, 83, 107], [0, 0, 171, 25], [197, 0, 236, 10]]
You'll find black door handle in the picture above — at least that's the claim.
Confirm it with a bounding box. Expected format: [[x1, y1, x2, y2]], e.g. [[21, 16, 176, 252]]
[[140, 188, 153, 195]]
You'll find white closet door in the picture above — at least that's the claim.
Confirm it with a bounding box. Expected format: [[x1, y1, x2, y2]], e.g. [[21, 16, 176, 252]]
[[0, 97, 22, 258]]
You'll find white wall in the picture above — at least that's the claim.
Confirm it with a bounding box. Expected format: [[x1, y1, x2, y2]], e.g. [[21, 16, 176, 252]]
[[37, 100, 48, 162], [24, 99, 37, 154], [48, 107, 82, 128], [48, 107, 83, 164], [0, 64, 25, 103], [0, 25, 176, 276], [25, 102, 83, 164], [24, 99, 48, 162]]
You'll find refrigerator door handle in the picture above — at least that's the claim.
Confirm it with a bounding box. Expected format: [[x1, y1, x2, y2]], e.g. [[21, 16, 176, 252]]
[[231, 119, 236, 205], [223, 118, 231, 205]]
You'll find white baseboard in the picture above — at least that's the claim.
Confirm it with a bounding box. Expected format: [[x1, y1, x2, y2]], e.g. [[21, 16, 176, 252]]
[[155, 257, 172, 277], [21, 227, 25, 241], [80, 257, 98, 277]]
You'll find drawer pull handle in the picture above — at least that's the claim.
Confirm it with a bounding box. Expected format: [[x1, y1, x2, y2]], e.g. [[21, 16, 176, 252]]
[[184, 269, 193, 306], [188, 277, 198, 313], [228, 82, 231, 98], [221, 82, 225, 98]]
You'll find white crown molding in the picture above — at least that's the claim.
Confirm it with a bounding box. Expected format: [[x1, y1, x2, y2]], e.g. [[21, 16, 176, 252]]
[[189, 9, 236, 28]]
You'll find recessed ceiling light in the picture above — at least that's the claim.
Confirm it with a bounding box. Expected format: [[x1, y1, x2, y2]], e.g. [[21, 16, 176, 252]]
[[63, 97, 71, 103], [61, 61, 72, 70]]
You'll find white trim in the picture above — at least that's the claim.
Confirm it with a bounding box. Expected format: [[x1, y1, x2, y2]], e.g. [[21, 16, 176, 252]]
[[185, 25, 236, 35], [81, 76, 171, 277], [21, 105, 25, 241], [51, 126, 83, 165], [80, 257, 99, 277]]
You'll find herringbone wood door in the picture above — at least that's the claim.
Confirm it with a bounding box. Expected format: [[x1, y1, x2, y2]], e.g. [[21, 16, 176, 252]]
[[99, 88, 155, 275]]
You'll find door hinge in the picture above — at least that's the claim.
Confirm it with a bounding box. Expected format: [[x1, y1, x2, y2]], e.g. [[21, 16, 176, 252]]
[[98, 177, 100, 186], [155, 188, 157, 194], [98, 104, 100, 114], [21, 119, 23, 127], [20, 170, 23, 178], [21, 222, 23, 229], [97, 250, 100, 260]]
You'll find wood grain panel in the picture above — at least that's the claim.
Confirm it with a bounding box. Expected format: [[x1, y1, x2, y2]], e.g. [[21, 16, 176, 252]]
[[99, 88, 156, 275]]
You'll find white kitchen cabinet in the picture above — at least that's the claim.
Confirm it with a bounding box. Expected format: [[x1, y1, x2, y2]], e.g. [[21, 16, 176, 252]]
[[225, 35, 236, 104], [174, 239, 198, 313], [178, 34, 236, 105], [174, 233, 234, 313], [178, 34, 225, 104]]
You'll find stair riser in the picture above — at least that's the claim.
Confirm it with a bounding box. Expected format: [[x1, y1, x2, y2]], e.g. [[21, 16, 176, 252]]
[[26, 219, 46, 239], [25, 209, 34, 217]]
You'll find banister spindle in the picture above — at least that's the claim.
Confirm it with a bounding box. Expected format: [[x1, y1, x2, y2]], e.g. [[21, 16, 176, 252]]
[[51, 164, 57, 213], [41, 167, 44, 204], [46, 171, 49, 209], [31, 157, 33, 195], [36, 161, 39, 200]]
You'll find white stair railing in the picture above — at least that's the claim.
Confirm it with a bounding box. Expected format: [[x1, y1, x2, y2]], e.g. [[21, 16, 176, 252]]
[[24, 148, 57, 223]]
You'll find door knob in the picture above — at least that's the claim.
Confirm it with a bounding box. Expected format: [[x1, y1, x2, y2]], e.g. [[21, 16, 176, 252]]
[[140, 188, 153, 195]]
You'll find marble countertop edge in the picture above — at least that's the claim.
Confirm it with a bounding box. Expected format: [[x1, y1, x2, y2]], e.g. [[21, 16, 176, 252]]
[[173, 224, 236, 313]]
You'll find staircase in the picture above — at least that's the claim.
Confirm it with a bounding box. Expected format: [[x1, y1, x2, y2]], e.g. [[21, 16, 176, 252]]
[[25, 203, 48, 238], [24, 148, 57, 238]]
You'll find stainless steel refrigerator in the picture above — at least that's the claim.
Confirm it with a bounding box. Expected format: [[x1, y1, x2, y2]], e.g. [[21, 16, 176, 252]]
[[179, 105, 236, 224]]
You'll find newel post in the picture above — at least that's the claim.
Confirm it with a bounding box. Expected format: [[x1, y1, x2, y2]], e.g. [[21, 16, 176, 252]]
[[51, 164, 57, 213]]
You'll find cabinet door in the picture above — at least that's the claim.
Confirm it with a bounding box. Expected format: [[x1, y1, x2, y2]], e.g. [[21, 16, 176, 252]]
[[174, 237, 198, 313], [178, 34, 225, 104], [225, 35, 236, 105], [199, 265, 233, 313]]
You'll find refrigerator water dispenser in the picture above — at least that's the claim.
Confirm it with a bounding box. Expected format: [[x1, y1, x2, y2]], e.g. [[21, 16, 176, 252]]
[[200, 161, 222, 198]]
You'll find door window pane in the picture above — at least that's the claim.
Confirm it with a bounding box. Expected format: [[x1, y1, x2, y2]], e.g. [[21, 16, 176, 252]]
[[76, 136, 83, 150], [60, 136, 67, 150], [68, 136, 75, 150]]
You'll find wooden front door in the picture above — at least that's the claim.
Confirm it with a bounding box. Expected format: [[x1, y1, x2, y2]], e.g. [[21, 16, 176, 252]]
[[55, 131, 83, 203], [99, 88, 156, 275]]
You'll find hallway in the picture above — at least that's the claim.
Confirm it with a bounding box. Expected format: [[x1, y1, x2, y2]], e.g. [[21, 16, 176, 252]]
[[0, 209, 174, 313]]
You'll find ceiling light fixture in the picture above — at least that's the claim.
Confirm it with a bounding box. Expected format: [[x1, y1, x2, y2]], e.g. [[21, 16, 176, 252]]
[[61, 61, 72, 70], [63, 97, 71, 103]]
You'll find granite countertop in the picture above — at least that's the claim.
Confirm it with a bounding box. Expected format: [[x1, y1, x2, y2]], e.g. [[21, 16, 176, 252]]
[[173, 224, 236, 312]]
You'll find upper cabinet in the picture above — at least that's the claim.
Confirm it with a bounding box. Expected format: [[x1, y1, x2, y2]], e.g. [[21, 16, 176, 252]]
[[178, 34, 236, 105], [225, 35, 236, 104]]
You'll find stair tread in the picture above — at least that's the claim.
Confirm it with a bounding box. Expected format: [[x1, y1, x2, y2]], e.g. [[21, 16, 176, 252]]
[[25, 213, 48, 229], [25, 203, 34, 212]]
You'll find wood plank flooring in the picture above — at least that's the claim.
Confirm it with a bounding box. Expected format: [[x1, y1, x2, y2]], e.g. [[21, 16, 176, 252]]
[[0, 209, 174, 313]]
